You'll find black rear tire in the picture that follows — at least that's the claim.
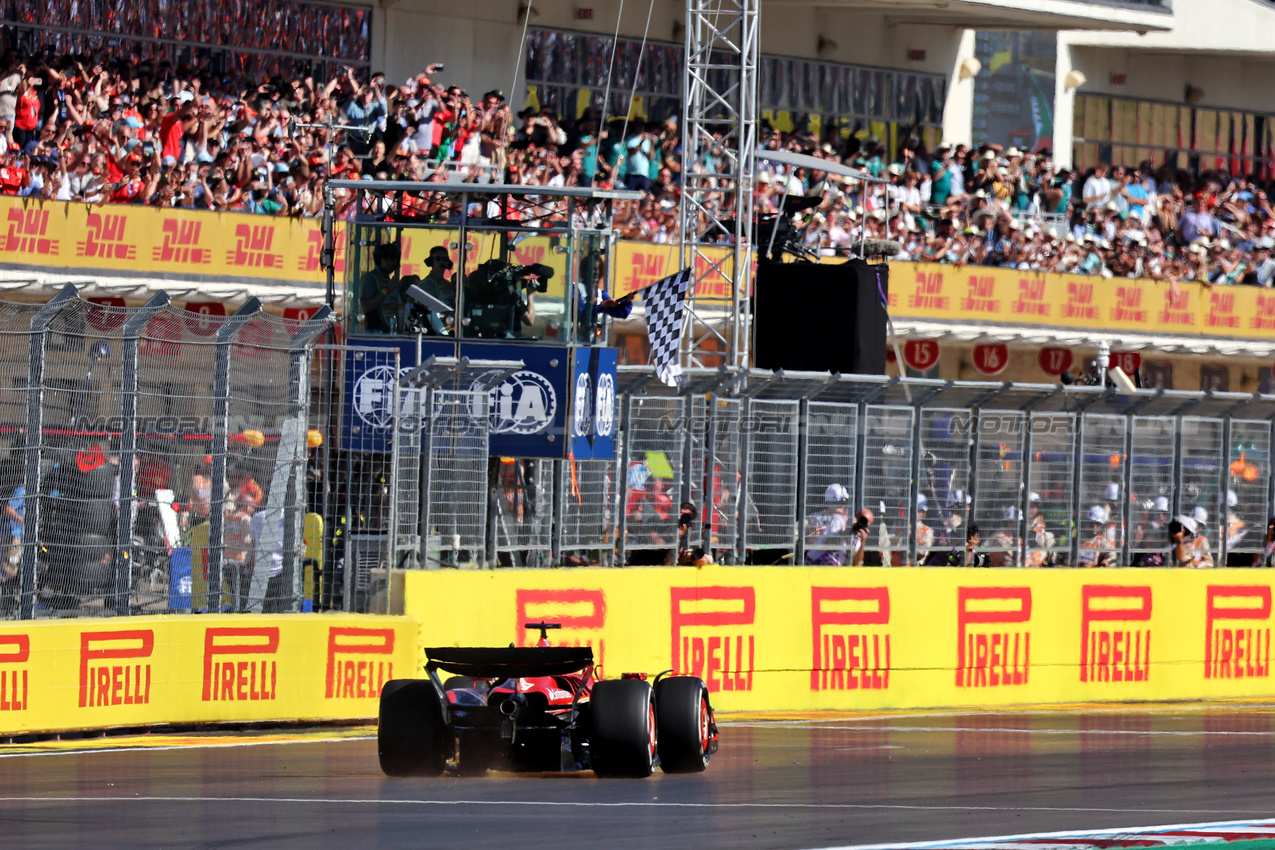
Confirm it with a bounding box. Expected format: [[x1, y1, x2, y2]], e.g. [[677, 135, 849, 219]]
[[378, 679, 447, 776], [655, 676, 711, 773], [589, 679, 655, 778]]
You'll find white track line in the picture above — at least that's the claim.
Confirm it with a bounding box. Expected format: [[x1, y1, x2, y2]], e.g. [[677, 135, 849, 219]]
[[730, 723, 1275, 737], [0, 797, 1268, 817], [0, 736, 374, 759], [795, 816, 1275, 850]]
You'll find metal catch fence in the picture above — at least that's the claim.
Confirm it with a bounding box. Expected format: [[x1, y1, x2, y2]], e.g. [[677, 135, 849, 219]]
[[1, 287, 332, 621], [597, 369, 1275, 573], [20, 315, 1275, 622]]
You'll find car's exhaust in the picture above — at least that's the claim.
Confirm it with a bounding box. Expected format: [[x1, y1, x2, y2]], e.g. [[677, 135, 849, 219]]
[[499, 699, 518, 716]]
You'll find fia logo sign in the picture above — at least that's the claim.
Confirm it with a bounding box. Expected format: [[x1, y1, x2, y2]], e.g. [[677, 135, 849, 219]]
[[353, 365, 409, 430], [474, 370, 557, 435]]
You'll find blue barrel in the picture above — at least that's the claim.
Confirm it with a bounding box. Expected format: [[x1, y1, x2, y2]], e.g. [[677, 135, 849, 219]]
[[169, 548, 193, 612]]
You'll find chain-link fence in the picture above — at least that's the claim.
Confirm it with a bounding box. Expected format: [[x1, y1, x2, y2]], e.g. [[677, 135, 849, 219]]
[[424, 388, 490, 568], [304, 362, 1275, 600], [596, 369, 1275, 573], [742, 399, 799, 556], [1, 287, 332, 621], [21, 298, 1275, 622]]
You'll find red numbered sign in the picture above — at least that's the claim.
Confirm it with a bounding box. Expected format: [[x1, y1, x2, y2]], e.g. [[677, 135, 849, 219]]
[[283, 306, 319, 322], [972, 342, 1009, 376], [283, 306, 321, 334], [1110, 351, 1141, 374], [1038, 347, 1074, 377], [86, 297, 127, 333], [903, 339, 940, 371], [138, 312, 181, 358], [183, 301, 226, 337]]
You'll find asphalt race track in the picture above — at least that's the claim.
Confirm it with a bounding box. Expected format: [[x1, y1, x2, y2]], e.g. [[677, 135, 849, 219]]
[[1, 707, 1273, 849]]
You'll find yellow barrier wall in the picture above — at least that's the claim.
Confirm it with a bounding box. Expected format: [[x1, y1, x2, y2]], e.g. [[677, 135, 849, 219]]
[[404, 567, 1275, 711], [0, 614, 417, 735]]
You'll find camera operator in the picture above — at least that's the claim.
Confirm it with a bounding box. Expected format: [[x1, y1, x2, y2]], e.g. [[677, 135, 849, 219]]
[[804, 485, 872, 566], [964, 524, 990, 567], [677, 501, 709, 566], [413, 245, 455, 335], [359, 242, 405, 333], [848, 508, 873, 566], [1260, 516, 1275, 567]]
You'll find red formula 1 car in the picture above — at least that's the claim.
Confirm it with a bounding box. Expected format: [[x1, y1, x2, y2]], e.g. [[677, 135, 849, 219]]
[[378, 622, 718, 778]]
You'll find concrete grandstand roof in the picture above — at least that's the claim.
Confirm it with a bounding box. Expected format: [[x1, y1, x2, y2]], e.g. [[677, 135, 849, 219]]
[[767, 0, 1172, 31]]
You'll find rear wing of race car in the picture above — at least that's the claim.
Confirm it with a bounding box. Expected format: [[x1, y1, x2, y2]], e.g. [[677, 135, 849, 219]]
[[424, 646, 594, 679]]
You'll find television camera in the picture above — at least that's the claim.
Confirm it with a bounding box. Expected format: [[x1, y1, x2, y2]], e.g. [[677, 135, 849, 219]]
[[463, 259, 555, 338]]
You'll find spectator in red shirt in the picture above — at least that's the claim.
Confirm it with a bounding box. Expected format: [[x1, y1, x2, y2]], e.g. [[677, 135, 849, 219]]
[[109, 152, 148, 203], [0, 144, 26, 195], [13, 73, 40, 149], [158, 93, 196, 167]]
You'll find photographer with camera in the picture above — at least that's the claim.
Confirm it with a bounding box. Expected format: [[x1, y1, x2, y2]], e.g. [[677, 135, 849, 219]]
[[1169, 514, 1213, 568], [804, 485, 872, 566], [677, 501, 710, 566], [342, 68, 387, 157], [359, 242, 406, 333]]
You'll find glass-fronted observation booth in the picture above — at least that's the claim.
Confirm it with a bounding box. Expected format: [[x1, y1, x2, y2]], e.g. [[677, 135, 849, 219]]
[[330, 180, 642, 349], [329, 179, 641, 463]]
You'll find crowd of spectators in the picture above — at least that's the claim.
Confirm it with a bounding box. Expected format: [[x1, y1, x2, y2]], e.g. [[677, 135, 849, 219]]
[[1, 44, 1274, 285], [772, 138, 1275, 286]]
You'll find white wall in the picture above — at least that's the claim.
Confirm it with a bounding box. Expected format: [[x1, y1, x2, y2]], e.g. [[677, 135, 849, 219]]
[[758, 10, 962, 79], [1062, 42, 1275, 116], [1065, 0, 1275, 57]]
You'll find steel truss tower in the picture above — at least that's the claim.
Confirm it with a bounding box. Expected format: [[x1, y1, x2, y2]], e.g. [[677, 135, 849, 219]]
[[677, 0, 759, 372]]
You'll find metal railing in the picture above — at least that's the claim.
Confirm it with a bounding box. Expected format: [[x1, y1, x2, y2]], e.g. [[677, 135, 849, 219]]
[[318, 363, 1275, 604], [0, 288, 332, 620], [21, 310, 1269, 621]]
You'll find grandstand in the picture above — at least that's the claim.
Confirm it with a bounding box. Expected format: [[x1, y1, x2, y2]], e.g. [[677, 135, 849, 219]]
[[0, 0, 1270, 600], [0, 0, 1271, 381]]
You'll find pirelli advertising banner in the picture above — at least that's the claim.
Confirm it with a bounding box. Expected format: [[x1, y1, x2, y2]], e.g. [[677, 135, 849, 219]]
[[0, 614, 416, 735], [405, 567, 1275, 712]]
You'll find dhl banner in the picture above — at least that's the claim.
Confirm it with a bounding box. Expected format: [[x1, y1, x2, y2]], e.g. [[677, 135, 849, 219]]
[[0, 196, 332, 284], [0, 614, 416, 735], [889, 261, 1275, 341], [1, 194, 1264, 340], [0, 196, 741, 299], [405, 566, 1275, 712]]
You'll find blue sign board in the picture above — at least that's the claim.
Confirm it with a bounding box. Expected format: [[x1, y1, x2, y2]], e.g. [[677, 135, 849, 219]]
[[341, 335, 451, 454], [569, 346, 617, 461], [458, 341, 569, 458], [341, 334, 615, 460]]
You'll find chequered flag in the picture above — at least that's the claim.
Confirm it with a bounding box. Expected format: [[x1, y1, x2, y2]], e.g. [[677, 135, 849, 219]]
[[641, 267, 692, 387]]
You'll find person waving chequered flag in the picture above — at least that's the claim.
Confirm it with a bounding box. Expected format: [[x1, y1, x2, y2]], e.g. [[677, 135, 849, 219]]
[[640, 267, 692, 386], [599, 266, 692, 387]]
